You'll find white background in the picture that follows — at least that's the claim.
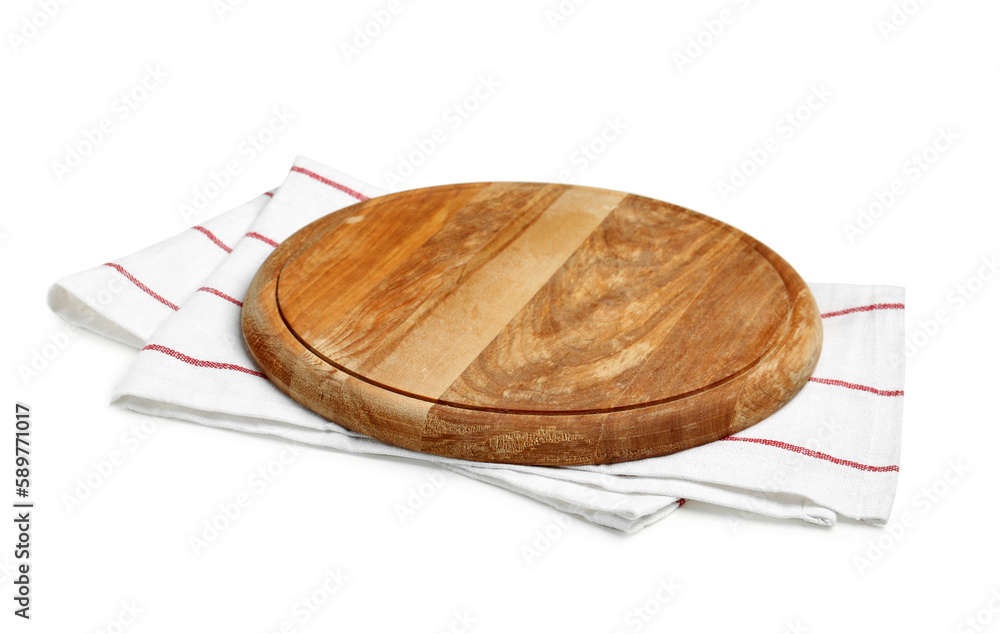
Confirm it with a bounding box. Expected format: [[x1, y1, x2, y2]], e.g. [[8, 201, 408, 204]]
[[3, 0, 999, 632]]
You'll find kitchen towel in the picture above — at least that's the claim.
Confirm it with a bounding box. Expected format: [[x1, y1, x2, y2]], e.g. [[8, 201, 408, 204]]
[[48, 156, 905, 533]]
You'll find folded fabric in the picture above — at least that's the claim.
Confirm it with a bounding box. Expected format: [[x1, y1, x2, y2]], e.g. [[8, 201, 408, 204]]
[[48, 156, 905, 533], [48, 193, 271, 347]]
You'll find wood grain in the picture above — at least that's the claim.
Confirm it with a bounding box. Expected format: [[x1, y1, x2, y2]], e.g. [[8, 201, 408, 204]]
[[242, 182, 823, 466]]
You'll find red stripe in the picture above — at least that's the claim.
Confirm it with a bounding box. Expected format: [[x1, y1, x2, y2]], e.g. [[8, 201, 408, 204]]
[[809, 377, 903, 397], [720, 437, 899, 472], [103, 263, 178, 311], [198, 287, 243, 307], [142, 344, 265, 378], [290, 166, 370, 201], [821, 303, 904, 319], [677, 499, 686, 507], [191, 226, 233, 253], [246, 232, 280, 248], [263, 191, 275, 198]]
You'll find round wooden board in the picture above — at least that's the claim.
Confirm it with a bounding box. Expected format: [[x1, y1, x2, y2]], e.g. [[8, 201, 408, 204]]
[[242, 182, 823, 466]]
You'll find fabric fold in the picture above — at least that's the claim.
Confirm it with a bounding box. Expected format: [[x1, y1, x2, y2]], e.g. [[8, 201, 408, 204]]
[[48, 155, 905, 533]]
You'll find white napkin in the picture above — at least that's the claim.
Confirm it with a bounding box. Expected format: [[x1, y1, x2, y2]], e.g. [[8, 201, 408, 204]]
[[48, 156, 905, 533]]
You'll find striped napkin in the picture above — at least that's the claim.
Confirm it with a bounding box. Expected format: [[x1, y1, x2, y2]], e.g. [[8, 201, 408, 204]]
[[47, 156, 905, 532]]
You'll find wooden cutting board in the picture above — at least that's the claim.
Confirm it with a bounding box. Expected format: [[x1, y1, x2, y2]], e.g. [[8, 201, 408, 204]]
[[242, 182, 822, 466]]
